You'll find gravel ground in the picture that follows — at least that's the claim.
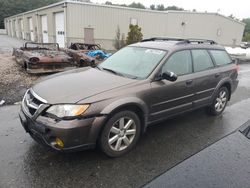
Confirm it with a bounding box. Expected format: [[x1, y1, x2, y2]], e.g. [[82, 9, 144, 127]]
[[0, 35, 45, 105], [0, 52, 42, 105]]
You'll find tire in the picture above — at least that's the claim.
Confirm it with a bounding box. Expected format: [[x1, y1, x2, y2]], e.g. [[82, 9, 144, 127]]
[[208, 87, 229, 116], [99, 110, 141, 157]]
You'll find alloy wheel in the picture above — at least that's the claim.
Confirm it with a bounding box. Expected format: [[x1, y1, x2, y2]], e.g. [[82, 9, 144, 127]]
[[215, 90, 227, 112], [108, 117, 136, 151]]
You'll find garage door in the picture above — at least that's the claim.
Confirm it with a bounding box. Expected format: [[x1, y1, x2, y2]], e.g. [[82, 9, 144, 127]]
[[55, 12, 65, 48], [41, 15, 48, 43], [28, 17, 34, 41], [20, 19, 24, 39], [9, 21, 12, 37], [14, 20, 18, 38], [7, 21, 10, 36]]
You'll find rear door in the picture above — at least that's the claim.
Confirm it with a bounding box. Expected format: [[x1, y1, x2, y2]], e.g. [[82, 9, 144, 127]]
[[150, 50, 195, 122], [191, 49, 220, 108]]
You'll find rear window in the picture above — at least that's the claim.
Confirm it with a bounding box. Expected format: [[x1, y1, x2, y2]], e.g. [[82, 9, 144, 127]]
[[209, 50, 232, 66], [192, 50, 214, 72]]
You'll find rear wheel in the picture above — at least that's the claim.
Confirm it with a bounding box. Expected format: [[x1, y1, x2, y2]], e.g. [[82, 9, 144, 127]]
[[99, 111, 141, 157], [208, 87, 229, 116]]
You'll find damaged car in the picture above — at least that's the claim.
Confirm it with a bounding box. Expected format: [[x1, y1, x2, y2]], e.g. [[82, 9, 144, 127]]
[[13, 42, 75, 74], [66, 43, 112, 67]]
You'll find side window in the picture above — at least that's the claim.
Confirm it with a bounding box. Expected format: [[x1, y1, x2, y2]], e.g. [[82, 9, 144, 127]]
[[192, 50, 214, 72], [162, 50, 192, 76], [209, 50, 232, 66]]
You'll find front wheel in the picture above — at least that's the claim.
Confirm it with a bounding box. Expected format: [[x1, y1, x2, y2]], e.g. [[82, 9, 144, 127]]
[[208, 87, 229, 116], [99, 111, 141, 157]]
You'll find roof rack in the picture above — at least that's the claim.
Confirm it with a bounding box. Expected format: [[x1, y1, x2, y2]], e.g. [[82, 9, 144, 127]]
[[141, 37, 188, 43], [186, 38, 217, 45], [141, 37, 217, 45]]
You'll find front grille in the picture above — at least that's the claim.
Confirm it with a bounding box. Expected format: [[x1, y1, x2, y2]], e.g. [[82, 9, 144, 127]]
[[22, 89, 47, 117]]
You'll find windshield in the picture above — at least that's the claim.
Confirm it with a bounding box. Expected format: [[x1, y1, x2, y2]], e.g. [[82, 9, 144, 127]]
[[99, 47, 166, 79]]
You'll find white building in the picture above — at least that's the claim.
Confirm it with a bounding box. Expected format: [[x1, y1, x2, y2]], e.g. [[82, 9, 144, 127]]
[[4, 0, 245, 50]]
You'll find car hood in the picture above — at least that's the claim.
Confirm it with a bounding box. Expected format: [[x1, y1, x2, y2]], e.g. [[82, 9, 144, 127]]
[[32, 68, 138, 104]]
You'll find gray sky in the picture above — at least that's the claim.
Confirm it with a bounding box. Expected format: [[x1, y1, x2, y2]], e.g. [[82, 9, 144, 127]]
[[93, 0, 250, 19]]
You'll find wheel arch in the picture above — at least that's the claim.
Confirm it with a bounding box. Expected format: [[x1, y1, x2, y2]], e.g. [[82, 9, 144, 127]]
[[213, 78, 232, 101], [100, 97, 149, 134]]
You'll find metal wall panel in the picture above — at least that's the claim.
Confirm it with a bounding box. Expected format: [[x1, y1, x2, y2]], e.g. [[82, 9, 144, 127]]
[[66, 3, 244, 49], [66, 3, 167, 49]]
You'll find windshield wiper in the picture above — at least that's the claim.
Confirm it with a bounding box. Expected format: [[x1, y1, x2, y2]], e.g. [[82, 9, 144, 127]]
[[98, 67, 138, 79], [94, 65, 102, 70], [102, 67, 120, 75]]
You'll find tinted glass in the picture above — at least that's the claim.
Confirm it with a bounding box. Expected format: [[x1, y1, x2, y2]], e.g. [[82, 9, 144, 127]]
[[162, 50, 192, 76], [100, 47, 166, 79], [210, 50, 232, 66], [192, 50, 214, 72]]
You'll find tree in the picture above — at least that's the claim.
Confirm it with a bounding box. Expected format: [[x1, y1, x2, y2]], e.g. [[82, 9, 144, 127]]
[[150, 4, 155, 10], [242, 18, 250, 41], [165, 6, 184, 11], [242, 18, 250, 34], [126, 24, 143, 45], [128, 2, 145, 9], [243, 32, 250, 42], [105, 1, 112, 5], [0, 0, 60, 29], [156, 4, 165, 11], [113, 25, 126, 50]]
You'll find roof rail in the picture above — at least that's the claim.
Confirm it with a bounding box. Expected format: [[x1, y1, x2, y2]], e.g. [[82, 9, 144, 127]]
[[186, 38, 217, 45], [141, 37, 217, 45], [141, 37, 188, 43]]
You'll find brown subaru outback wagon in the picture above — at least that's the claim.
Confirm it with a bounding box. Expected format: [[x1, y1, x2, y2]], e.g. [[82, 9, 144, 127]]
[[19, 38, 239, 157]]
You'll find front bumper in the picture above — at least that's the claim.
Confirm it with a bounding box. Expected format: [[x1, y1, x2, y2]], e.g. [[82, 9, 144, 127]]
[[19, 108, 107, 152], [26, 64, 76, 74]]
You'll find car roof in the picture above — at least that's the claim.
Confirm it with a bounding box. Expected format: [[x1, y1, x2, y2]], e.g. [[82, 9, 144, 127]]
[[130, 38, 225, 52]]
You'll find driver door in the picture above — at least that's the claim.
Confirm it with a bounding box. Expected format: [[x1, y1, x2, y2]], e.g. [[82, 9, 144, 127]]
[[149, 50, 195, 123]]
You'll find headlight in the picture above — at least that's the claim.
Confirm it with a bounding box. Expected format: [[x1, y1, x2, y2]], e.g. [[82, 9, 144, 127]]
[[46, 104, 89, 118]]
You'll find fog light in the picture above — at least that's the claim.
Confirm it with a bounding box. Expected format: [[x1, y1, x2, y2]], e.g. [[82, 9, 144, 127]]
[[54, 138, 64, 148]]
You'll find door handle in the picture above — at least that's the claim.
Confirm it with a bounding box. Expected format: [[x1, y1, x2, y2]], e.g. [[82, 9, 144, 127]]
[[186, 79, 193, 85], [215, 73, 220, 78]]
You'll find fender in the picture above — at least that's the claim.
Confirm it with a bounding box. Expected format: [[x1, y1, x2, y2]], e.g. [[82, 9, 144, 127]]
[[100, 97, 149, 132], [100, 97, 149, 115]]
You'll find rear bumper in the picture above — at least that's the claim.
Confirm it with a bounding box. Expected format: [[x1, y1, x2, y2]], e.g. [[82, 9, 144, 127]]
[[231, 79, 239, 94], [19, 108, 107, 152]]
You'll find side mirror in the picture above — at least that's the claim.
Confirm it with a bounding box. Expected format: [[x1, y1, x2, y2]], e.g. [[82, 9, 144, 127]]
[[161, 71, 178, 82]]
